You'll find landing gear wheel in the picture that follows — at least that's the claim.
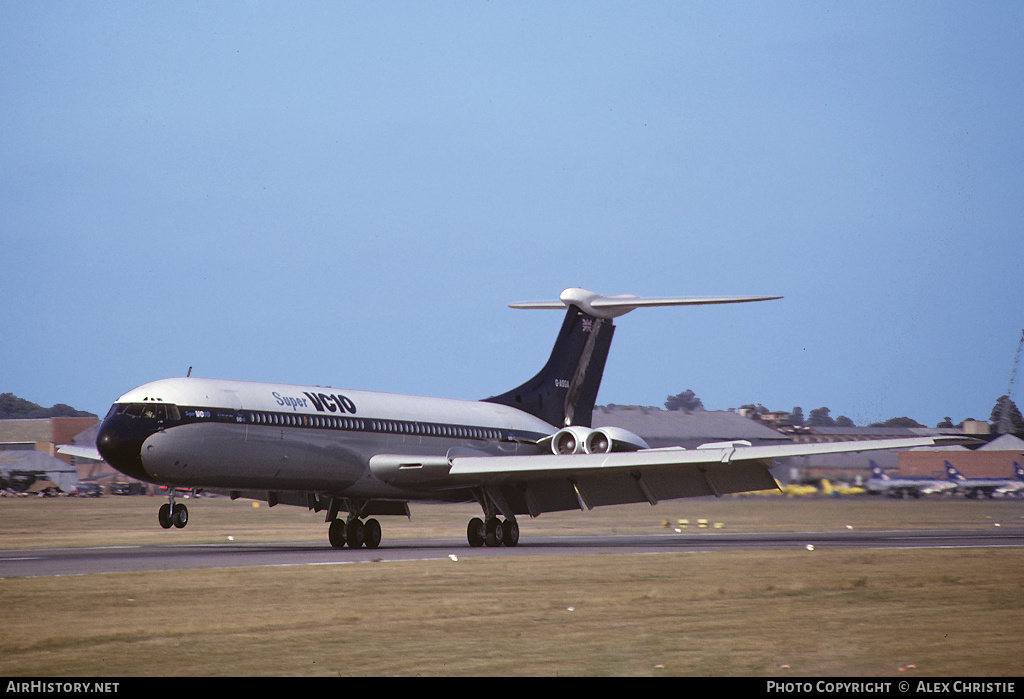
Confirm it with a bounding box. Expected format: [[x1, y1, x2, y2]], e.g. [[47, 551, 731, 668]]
[[467, 517, 485, 547], [172, 503, 188, 529], [346, 519, 365, 548], [363, 518, 382, 549], [484, 517, 504, 547], [328, 519, 347, 548], [158, 503, 173, 529], [502, 518, 519, 547]]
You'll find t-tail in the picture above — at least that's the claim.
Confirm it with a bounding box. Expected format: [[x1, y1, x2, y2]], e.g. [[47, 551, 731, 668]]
[[482, 288, 781, 429], [945, 461, 966, 481], [869, 460, 889, 480]]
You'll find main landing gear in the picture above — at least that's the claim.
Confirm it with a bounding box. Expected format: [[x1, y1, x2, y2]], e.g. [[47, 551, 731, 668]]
[[328, 516, 382, 549], [466, 490, 520, 547], [157, 491, 188, 529], [466, 516, 519, 547]]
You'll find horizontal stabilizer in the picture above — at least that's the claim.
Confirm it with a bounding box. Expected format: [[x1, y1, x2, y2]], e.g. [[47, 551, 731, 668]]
[[510, 287, 781, 319]]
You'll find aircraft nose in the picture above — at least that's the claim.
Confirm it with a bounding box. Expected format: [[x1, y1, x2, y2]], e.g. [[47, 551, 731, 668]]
[[96, 424, 149, 481], [96, 427, 119, 456]]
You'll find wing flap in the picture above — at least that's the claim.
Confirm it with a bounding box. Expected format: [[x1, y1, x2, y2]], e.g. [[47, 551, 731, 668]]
[[469, 459, 779, 515]]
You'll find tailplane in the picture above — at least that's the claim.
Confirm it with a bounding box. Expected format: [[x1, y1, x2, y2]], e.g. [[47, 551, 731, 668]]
[[483, 288, 781, 429]]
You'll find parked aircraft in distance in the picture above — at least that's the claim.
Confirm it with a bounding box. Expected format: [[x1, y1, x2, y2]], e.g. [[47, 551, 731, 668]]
[[820, 478, 865, 497], [865, 461, 957, 499], [1006, 462, 1024, 497], [78, 288, 964, 548], [944, 460, 1024, 499]]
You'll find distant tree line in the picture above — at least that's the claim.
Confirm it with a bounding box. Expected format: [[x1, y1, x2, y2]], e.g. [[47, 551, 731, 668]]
[[663, 389, 1024, 435], [0, 393, 96, 419]]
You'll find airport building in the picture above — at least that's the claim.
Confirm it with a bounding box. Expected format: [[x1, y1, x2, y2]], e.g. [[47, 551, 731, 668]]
[[592, 405, 790, 450], [0, 417, 136, 493], [781, 424, 966, 483], [898, 433, 1024, 479], [0, 416, 98, 464]]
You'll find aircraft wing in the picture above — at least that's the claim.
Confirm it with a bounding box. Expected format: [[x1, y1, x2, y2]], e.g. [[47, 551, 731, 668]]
[[57, 444, 104, 461], [375, 436, 966, 517]]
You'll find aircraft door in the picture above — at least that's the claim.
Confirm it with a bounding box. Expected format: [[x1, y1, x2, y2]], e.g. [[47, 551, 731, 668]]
[[221, 390, 246, 439]]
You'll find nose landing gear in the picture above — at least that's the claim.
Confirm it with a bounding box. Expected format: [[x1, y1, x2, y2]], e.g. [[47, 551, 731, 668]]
[[157, 492, 188, 529]]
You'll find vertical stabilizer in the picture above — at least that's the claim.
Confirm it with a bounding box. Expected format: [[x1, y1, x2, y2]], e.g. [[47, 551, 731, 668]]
[[482, 305, 614, 428]]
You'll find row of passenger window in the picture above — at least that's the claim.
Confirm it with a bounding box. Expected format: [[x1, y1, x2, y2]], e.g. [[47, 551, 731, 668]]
[[113, 402, 510, 443], [246, 410, 504, 441]]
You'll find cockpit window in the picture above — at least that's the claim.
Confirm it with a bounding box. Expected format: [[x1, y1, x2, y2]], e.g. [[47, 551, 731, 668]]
[[117, 403, 181, 420]]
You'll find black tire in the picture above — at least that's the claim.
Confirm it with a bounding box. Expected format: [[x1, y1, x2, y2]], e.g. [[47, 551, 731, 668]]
[[484, 517, 503, 547], [328, 519, 347, 548], [502, 519, 519, 547], [158, 503, 172, 529], [172, 504, 188, 529], [467, 517, 484, 547], [346, 519, 365, 548], [363, 518, 382, 549]]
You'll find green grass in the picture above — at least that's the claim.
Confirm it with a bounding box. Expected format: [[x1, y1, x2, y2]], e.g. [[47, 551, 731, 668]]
[[2, 495, 1023, 676]]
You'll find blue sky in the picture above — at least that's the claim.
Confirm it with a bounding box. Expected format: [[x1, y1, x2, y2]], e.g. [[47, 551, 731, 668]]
[[2, 2, 1022, 427]]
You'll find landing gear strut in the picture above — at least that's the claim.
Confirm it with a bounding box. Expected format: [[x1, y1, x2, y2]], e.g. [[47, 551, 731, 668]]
[[157, 492, 188, 529]]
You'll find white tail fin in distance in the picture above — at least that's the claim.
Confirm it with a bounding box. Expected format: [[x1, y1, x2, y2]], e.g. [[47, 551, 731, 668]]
[[510, 287, 782, 319]]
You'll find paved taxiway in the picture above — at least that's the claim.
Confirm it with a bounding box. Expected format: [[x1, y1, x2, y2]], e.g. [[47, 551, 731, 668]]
[[2, 528, 1022, 578]]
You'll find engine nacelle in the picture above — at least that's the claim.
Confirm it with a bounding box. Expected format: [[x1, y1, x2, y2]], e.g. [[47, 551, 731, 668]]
[[583, 426, 649, 454], [547, 426, 649, 455], [550, 426, 592, 455]]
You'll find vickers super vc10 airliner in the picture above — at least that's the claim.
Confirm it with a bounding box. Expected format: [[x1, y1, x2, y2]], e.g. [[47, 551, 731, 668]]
[[84, 288, 959, 549]]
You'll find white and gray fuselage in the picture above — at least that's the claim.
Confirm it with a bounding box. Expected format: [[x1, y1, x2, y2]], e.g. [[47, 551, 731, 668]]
[[98, 376, 554, 502]]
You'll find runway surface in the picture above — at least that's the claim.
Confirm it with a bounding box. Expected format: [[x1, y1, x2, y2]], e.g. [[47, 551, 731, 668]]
[[3, 528, 1022, 578]]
